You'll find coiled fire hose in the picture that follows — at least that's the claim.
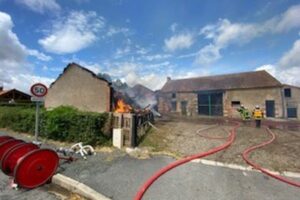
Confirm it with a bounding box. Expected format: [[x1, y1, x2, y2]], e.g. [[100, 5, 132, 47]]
[[134, 121, 240, 200]]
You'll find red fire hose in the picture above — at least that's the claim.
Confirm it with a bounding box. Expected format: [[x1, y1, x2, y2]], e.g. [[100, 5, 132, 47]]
[[242, 126, 300, 188], [134, 122, 240, 200]]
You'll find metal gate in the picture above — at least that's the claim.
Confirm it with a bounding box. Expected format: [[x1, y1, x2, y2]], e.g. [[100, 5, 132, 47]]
[[198, 92, 223, 116]]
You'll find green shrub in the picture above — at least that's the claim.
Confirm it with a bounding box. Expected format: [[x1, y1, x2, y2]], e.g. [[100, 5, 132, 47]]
[[0, 106, 110, 146], [0, 106, 36, 133]]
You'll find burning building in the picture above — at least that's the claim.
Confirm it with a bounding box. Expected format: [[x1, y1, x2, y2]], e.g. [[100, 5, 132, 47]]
[[158, 70, 300, 119]]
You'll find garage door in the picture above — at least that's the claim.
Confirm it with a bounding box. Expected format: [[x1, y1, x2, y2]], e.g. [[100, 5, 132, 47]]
[[198, 92, 223, 116]]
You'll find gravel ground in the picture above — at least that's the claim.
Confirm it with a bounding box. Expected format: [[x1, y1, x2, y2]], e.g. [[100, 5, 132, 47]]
[[140, 117, 300, 172]]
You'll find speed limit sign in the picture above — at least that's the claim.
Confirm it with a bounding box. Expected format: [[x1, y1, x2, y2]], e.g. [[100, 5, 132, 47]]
[[30, 83, 48, 97]]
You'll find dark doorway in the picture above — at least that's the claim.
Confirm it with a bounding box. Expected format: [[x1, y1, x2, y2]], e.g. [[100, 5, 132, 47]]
[[198, 92, 223, 116], [265, 100, 275, 117], [287, 108, 297, 118], [181, 101, 187, 115]]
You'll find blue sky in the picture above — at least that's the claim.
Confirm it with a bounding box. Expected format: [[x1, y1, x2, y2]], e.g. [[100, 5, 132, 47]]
[[1, 0, 300, 92]]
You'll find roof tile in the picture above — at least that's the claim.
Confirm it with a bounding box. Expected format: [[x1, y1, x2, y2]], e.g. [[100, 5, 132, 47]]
[[161, 70, 282, 92]]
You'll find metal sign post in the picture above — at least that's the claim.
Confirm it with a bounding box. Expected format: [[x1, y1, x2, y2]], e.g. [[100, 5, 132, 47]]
[[30, 83, 48, 143], [35, 101, 40, 142]]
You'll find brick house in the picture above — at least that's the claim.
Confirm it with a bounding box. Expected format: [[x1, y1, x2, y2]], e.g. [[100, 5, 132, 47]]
[[158, 71, 300, 119], [45, 63, 112, 113]]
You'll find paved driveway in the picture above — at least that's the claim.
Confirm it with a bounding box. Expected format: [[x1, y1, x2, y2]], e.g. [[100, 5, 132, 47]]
[[61, 153, 300, 200], [0, 173, 58, 200]]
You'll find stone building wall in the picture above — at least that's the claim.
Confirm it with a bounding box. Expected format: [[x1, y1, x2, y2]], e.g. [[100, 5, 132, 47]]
[[45, 65, 111, 113]]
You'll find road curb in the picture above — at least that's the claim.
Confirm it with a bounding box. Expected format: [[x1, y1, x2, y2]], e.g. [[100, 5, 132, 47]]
[[191, 159, 300, 178], [52, 173, 111, 200]]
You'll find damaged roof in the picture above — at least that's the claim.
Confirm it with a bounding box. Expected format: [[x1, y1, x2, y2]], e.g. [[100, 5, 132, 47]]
[[161, 70, 282, 92]]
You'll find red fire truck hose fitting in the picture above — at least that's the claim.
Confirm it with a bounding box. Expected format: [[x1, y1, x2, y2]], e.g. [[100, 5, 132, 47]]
[[242, 127, 300, 188], [134, 122, 240, 200]]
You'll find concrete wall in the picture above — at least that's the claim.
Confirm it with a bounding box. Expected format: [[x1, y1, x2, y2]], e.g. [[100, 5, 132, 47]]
[[45, 66, 111, 113], [224, 87, 283, 118], [283, 86, 300, 119]]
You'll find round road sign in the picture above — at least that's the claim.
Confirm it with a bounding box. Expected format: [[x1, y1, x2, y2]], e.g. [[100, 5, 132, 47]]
[[30, 83, 48, 97]]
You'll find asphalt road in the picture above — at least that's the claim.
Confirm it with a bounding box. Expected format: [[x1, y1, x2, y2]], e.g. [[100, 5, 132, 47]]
[[61, 152, 300, 200], [0, 172, 58, 200]]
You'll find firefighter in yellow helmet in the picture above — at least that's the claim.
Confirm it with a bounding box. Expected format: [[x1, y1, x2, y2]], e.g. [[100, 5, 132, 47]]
[[252, 105, 264, 128]]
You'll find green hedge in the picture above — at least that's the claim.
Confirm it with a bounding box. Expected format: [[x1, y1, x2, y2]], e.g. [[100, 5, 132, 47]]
[[0, 106, 110, 145]]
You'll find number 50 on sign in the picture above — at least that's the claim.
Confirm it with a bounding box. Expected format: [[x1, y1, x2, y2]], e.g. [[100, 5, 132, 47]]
[[30, 83, 48, 98]]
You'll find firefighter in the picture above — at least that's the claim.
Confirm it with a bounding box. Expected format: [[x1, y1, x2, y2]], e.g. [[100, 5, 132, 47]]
[[252, 105, 263, 128], [237, 105, 251, 120]]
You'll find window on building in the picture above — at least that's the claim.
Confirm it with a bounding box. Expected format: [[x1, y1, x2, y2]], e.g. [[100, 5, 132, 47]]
[[231, 101, 241, 107], [284, 88, 291, 97], [287, 107, 297, 118], [172, 93, 176, 98], [171, 101, 177, 111]]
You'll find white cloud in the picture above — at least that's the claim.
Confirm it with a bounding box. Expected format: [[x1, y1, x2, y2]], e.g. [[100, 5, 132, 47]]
[[135, 46, 149, 55], [197, 19, 262, 65], [201, 19, 260, 47], [0, 11, 51, 92], [79, 62, 101, 74], [143, 54, 171, 61], [15, 0, 60, 14], [106, 26, 130, 37], [147, 61, 170, 68], [255, 64, 277, 77], [170, 23, 178, 32], [115, 46, 131, 58], [278, 39, 300, 68], [27, 49, 52, 61], [0, 12, 27, 63], [164, 33, 194, 51], [256, 64, 300, 86], [178, 51, 198, 59], [196, 4, 300, 65], [62, 57, 102, 74], [274, 4, 300, 32], [39, 11, 105, 54], [6, 74, 54, 93], [256, 39, 300, 86], [195, 44, 222, 65]]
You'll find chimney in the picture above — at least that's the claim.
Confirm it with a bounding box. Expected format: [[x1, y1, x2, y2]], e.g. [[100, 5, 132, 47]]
[[167, 77, 171, 82]]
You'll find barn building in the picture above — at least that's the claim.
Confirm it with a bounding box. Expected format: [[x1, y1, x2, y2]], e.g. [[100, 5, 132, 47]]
[[158, 71, 300, 119], [45, 63, 112, 113]]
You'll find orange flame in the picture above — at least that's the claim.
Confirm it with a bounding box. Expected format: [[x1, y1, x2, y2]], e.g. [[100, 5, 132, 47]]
[[115, 99, 132, 113]]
